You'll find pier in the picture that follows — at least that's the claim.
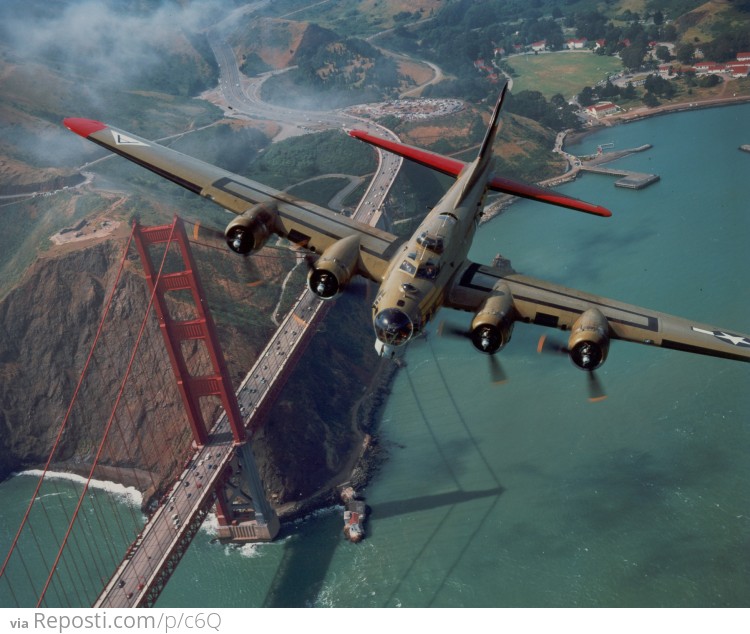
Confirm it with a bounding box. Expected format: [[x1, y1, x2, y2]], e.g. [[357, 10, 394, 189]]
[[578, 165, 660, 189], [578, 144, 660, 190]]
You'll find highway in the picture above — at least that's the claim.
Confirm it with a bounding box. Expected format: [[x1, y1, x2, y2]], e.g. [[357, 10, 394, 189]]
[[207, 31, 403, 226]]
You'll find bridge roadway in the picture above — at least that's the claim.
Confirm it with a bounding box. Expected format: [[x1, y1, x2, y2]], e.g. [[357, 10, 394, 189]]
[[95, 20, 404, 605], [95, 287, 327, 608], [94, 128, 401, 610]]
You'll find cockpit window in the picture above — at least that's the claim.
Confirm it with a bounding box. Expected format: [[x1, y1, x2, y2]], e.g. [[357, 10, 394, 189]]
[[416, 262, 439, 280], [416, 231, 444, 254], [399, 259, 416, 276]]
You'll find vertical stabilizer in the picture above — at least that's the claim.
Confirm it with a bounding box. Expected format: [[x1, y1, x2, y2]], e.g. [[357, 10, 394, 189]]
[[458, 82, 509, 202], [476, 82, 508, 172]]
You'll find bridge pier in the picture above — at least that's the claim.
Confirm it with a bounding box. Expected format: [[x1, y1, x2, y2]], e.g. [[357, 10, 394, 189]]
[[214, 443, 279, 542]]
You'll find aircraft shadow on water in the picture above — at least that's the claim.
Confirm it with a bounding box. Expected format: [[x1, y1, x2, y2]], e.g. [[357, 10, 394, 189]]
[[64, 84, 750, 399]]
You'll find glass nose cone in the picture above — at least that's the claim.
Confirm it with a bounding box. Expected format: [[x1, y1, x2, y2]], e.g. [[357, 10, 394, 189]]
[[373, 308, 413, 346]]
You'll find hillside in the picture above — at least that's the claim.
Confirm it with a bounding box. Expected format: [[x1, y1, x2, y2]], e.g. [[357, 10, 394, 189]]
[[257, 0, 445, 36], [0, 0, 220, 199], [0, 228, 382, 508], [224, 15, 404, 108]]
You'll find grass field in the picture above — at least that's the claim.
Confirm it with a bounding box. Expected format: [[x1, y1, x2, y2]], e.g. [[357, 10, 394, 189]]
[[508, 50, 623, 99]]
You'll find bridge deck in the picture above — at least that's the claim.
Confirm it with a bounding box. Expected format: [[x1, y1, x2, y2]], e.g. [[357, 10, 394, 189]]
[[95, 289, 325, 607], [94, 142, 402, 608]]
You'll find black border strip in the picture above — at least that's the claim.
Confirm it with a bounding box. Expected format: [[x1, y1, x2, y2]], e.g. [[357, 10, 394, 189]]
[[459, 263, 659, 333]]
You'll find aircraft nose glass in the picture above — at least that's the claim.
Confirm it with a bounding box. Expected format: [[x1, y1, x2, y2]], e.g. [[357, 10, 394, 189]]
[[374, 308, 414, 346]]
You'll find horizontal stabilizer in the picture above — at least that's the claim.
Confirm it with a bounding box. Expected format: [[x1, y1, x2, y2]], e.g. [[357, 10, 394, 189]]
[[488, 175, 612, 217], [349, 129, 612, 218], [348, 129, 464, 177]]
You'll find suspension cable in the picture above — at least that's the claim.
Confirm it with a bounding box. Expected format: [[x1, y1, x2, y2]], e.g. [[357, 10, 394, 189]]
[[36, 221, 176, 607], [0, 228, 136, 586]]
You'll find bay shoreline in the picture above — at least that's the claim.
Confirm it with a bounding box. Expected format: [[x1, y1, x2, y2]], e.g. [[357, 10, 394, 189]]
[[309, 93, 750, 525]]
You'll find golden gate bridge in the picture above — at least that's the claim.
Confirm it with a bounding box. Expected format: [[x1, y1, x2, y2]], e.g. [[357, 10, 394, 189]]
[[0, 215, 333, 607]]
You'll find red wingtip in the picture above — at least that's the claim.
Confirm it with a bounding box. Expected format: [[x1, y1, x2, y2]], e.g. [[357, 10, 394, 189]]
[[64, 117, 107, 138]]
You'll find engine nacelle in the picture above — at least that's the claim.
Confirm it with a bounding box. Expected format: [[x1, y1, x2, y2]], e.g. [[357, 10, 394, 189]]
[[470, 283, 516, 354], [568, 308, 610, 371], [307, 234, 361, 299], [224, 202, 277, 255]]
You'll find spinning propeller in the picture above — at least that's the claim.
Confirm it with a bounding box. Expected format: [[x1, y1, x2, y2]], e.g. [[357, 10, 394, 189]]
[[537, 334, 607, 402], [438, 321, 508, 384]]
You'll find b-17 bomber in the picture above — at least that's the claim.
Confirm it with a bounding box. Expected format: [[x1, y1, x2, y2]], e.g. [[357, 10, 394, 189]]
[[64, 85, 750, 399]]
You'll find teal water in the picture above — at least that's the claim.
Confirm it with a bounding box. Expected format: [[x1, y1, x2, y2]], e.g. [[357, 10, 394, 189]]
[[0, 473, 143, 607], [2, 104, 749, 607]]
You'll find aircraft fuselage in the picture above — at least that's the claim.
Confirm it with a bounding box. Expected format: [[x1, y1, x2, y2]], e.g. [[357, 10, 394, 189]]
[[371, 158, 490, 358]]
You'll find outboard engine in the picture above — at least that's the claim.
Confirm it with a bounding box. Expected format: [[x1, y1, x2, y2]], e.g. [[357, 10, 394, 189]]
[[568, 308, 610, 370], [470, 283, 516, 354], [224, 202, 277, 255]]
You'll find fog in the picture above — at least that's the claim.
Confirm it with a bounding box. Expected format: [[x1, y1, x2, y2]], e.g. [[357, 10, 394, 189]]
[[0, 0, 243, 168], [2, 0, 231, 92]]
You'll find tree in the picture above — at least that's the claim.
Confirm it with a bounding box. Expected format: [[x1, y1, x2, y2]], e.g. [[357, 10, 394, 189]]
[[622, 82, 637, 99], [675, 42, 695, 65], [620, 43, 646, 69], [578, 86, 596, 107], [663, 24, 677, 41], [643, 91, 660, 107], [655, 45, 672, 62], [698, 74, 722, 88], [550, 93, 567, 109], [599, 80, 620, 100]]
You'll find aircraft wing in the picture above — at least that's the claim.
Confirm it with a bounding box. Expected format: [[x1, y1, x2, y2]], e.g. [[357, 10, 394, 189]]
[[447, 261, 750, 363], [349, 130, 612, 218], [64, 118, 401, 282]]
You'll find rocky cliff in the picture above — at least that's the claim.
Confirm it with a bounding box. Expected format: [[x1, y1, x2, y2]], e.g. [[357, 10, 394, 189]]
[[0, 233, 383, 509]]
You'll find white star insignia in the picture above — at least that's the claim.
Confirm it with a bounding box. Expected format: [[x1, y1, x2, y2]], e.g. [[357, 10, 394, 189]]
[[692, 327, 750, 348]]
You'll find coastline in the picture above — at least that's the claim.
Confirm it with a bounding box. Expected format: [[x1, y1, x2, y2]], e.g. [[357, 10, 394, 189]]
[[12, 469, 143, 508], [565, 93, 750, 146], [481, 94, 750, 226], [275, 358, 399, 523]]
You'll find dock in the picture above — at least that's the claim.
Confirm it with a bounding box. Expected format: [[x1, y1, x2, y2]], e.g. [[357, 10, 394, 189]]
[[579, 165, 660, 189], [578, 144, 659, 190]]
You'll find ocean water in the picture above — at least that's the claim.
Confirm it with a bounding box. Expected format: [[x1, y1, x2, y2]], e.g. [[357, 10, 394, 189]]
[[1, 104, 749, 608]]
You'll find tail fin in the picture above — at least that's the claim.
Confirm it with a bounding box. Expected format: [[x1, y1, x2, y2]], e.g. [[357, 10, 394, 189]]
[[457, 83, 508, 202], [475, 82, 508, 173]]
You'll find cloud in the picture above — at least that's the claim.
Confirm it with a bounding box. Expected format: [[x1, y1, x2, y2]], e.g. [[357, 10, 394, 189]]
[[3, 0, 226, 91]]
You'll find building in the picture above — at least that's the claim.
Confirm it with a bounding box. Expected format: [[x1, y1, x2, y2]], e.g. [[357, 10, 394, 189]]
[[566, 38, 587, 50], [693, 61, 725, 74], [725, 61, 750, 77], [585, 102, 619, 119]]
